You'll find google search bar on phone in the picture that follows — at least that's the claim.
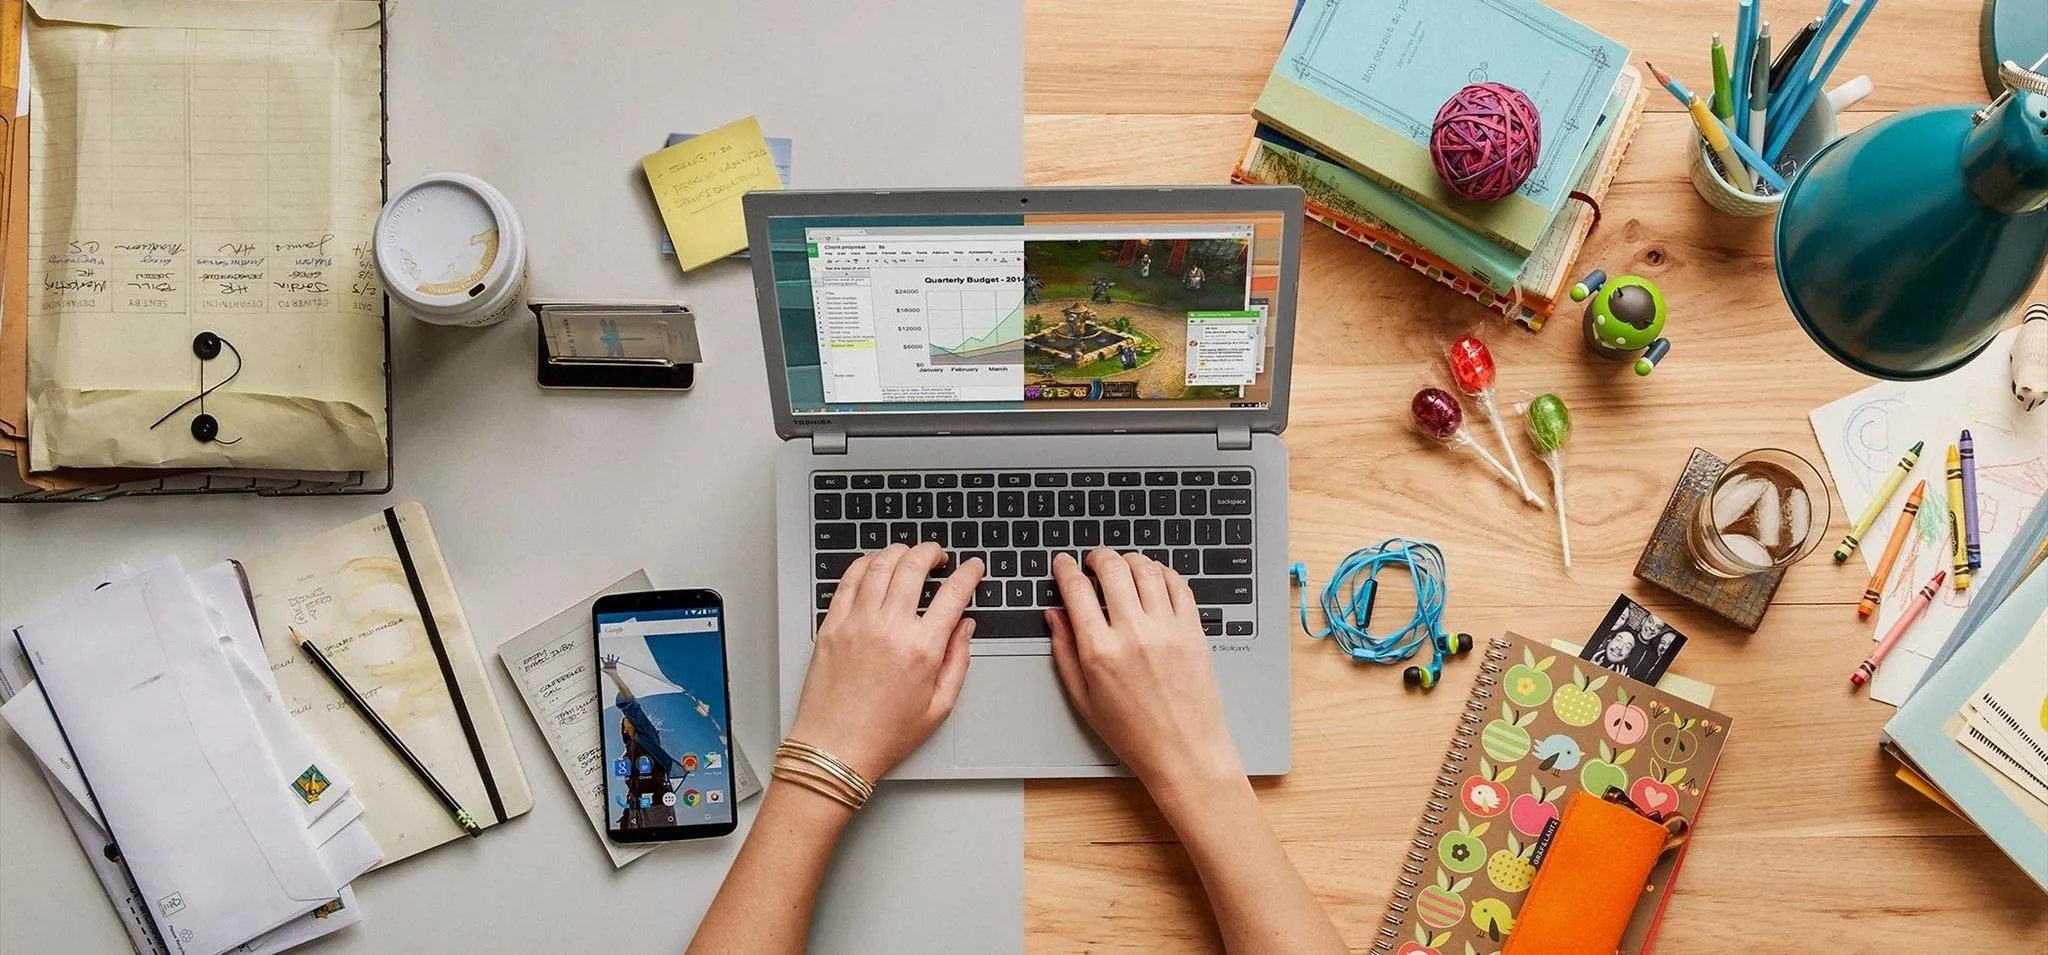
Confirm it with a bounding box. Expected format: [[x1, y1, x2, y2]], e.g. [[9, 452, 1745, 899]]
[[598, 616, 718, 639]]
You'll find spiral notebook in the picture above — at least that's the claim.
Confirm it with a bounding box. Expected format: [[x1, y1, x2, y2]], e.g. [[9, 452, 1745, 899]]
[[1375, 632, 1733, 955]]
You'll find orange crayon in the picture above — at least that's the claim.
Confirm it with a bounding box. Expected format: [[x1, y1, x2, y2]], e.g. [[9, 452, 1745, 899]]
[[1858, 480, 1926, 619]]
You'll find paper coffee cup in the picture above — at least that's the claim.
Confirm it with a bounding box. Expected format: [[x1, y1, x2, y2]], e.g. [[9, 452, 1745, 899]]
[[375, 173, 528, 326]]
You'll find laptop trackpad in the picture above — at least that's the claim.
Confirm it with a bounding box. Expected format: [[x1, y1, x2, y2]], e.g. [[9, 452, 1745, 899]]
[[952, 657, 1118, 769]]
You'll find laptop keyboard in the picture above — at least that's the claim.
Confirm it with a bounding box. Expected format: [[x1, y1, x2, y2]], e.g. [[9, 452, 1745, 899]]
[[811, 468, 1256, 640]]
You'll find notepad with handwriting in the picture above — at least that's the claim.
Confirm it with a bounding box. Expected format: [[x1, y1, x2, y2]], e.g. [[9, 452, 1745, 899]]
[[23, 0, 387, 472]]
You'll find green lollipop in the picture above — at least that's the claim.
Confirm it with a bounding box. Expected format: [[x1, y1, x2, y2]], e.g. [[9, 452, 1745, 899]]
[[1525, 394, 1573, 567]]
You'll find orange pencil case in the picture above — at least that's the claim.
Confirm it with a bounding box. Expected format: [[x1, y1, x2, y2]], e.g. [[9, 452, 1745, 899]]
[[1501, 792, 1671, 955]]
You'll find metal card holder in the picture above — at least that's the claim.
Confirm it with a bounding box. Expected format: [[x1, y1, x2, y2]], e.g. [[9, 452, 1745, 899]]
[[533, 300, 700, 391]]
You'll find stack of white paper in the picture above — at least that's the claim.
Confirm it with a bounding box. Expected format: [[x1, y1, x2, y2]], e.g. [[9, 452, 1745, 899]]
[[1, 559, 381, 955]]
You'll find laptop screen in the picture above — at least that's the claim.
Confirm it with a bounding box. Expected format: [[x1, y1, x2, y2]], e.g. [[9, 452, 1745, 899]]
[[764, 210, 1289, 415]]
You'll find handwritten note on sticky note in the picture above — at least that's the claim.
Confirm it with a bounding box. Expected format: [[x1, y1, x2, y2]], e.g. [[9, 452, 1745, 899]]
[[642, 116, 784, 271]]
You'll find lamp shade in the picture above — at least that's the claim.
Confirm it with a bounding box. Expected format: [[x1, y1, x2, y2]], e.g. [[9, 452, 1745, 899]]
[[1774, 85, 2048, 380]]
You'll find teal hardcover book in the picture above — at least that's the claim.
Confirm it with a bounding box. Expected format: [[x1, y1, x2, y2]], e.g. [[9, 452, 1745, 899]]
[[1254, 0, 1626, 255], [1884, 560, 2048, 891]]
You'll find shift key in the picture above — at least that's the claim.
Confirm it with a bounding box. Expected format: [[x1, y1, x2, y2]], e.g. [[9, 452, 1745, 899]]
[[1190, 577, 1253, 604]]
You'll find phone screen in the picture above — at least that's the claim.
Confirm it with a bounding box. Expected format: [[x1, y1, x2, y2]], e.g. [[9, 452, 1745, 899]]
[[596, 598, 735, 839]]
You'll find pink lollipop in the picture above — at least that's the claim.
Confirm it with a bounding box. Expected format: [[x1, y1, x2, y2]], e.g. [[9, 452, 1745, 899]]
[[1446, 336, 1541, 507], [1412, 387, 1542, 508]]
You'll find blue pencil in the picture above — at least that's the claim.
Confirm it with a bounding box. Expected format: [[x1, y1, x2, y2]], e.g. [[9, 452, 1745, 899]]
[[1732, 0, 1758, 143], [1766, 0, 1879, 162], [1645, 61, 1791, 193], [1767, 0, 1849, 133]]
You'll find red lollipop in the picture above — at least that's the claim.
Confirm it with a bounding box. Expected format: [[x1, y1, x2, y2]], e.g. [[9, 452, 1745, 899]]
[[1412, 387, 1464, 441], [1449, 336, 1496, 395]]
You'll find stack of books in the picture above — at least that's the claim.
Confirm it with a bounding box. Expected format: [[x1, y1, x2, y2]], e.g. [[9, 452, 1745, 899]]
[[1881, 504, 2048, 892], [1234, 0, 1641, 332]]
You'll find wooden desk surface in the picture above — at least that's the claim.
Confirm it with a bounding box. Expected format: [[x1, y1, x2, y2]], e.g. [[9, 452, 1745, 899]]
[[1020, 1, 2048, 951]]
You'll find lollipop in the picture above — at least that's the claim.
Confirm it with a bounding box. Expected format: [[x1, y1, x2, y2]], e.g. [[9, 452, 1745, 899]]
[[1412, 387, 1544, 509], [1525, 393, 1574, 568], [1449, 335, 1542, 508]]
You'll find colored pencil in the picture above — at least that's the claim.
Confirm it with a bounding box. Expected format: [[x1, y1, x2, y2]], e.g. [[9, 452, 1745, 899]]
[[1835, 440, 1922, 561], [1731, 0, 1758, 141], [1769, 17, 1821, 91], [292, 627, 483, 837], [1767, 0, 1879, 162], [1852, 569, 1945, 689], [1711, 34, 1734, 121], [1961, 429, 1981, 569], [1858, 480, 1925, 619], [1645, 62, 1789, 193], [1946, 444, 1971, 591], [1748, 22, 1772, 157]]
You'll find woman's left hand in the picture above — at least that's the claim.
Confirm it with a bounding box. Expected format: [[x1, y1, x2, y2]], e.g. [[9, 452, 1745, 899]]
[[786, 542, 983, 781]]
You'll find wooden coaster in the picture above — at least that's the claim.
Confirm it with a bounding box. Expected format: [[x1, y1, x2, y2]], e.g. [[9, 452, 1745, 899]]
[[1634, 448, 1786, 632]]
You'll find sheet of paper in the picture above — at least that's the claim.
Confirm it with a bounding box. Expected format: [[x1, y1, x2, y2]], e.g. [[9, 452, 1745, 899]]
[[243, 503, 534, 866], [1962, 613, 2048, 788], [641, 115, 783, 271], [657, 132, 791, 255], [0, 680, 103, 829], [14, 559, 344, 955], [498, 570, 763, 868], [1810, 329, 2048, 704], [23, 0, 388, 472]]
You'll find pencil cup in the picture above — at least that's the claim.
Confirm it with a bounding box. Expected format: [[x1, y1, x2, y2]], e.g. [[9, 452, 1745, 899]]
[[1688, 79, 1866, 218]]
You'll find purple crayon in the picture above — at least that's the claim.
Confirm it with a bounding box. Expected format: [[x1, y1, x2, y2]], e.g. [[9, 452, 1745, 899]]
[[1961, 430, 1981, 570]]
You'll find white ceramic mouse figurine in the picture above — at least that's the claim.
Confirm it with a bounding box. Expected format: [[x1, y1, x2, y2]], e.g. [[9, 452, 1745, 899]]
[[2015, 304, 2048, 412]]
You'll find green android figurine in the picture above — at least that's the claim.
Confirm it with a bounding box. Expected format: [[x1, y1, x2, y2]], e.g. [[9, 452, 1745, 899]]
[[1571, 269, 1671, 376]]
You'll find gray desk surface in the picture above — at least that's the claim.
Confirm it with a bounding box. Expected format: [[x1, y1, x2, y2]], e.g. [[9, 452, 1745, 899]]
[[0, 2, 1025, 952]]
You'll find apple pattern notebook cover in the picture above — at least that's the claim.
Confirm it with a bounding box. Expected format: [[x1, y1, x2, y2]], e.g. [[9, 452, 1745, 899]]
[[1374, 632, 1733, 955]]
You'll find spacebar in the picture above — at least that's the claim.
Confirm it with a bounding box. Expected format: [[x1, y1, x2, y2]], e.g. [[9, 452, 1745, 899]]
[[964, 610, 1052, 639]]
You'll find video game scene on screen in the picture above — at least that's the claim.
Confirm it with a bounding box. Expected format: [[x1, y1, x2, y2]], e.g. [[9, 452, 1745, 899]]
[[1023, 236, 1255, 403]]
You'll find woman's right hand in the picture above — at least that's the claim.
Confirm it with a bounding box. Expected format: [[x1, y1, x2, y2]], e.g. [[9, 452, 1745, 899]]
[[1045, 549, 1243, 803]]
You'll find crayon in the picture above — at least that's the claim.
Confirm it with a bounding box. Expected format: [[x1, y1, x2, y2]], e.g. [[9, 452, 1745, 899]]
[[1852, 569, 1945, 689], [1834, 440, 1922, 562], [1960, 430, 1981, 570], [1858, 480, 1925, 619], [1946, 444, 1970, 590]]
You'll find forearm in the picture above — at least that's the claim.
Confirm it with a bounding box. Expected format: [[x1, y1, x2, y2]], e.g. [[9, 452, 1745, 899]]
[[1152, 771, 1346, 955], [686, 782, 855, 955]]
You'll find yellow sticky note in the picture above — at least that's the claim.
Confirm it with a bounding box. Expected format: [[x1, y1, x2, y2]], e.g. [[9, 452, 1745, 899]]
[[641, 116, 784, 271]]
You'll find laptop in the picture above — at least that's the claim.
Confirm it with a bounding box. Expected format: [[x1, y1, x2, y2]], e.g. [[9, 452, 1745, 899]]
[[746, 186, 1302, 779]]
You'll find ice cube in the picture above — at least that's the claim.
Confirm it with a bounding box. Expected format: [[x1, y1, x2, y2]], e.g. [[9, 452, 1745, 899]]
[[1720, 533, 1774, 568], [1754, 480, 1783, 548], [1712, 475, 1768, 529], [1786, 488, 1811, 551]]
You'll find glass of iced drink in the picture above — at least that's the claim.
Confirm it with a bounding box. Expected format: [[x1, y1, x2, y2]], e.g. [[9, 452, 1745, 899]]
[[1687, 449, 1832, 578]]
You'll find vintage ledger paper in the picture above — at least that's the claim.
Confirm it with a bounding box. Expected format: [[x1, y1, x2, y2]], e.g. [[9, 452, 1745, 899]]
[[24, 0, 387, 472], [245, 503, 534, 866]]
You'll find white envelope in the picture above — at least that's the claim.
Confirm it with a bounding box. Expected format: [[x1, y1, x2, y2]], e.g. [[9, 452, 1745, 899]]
[[0, 680, 104, 831], [14, 560, 344, 955]]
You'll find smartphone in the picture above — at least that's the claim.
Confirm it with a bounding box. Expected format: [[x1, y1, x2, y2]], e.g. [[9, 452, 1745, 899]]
[[593, 589, 738, 842]]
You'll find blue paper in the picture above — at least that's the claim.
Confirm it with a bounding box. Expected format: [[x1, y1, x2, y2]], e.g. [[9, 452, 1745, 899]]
[[657, 133, 793, 255]]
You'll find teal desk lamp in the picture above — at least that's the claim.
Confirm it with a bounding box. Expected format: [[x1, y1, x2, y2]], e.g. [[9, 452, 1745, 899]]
[[1775, 58, 2048, 380]]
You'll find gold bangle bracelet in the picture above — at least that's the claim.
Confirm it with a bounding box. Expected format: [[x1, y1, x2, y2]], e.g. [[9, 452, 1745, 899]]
[[772, 763, 865, 810], [773, 752, 870, 807], [776, 739, 875, 800]]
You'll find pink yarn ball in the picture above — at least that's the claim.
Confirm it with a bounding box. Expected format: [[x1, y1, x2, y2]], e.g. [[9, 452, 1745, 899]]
[[1429, 82, 1542, 202]]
